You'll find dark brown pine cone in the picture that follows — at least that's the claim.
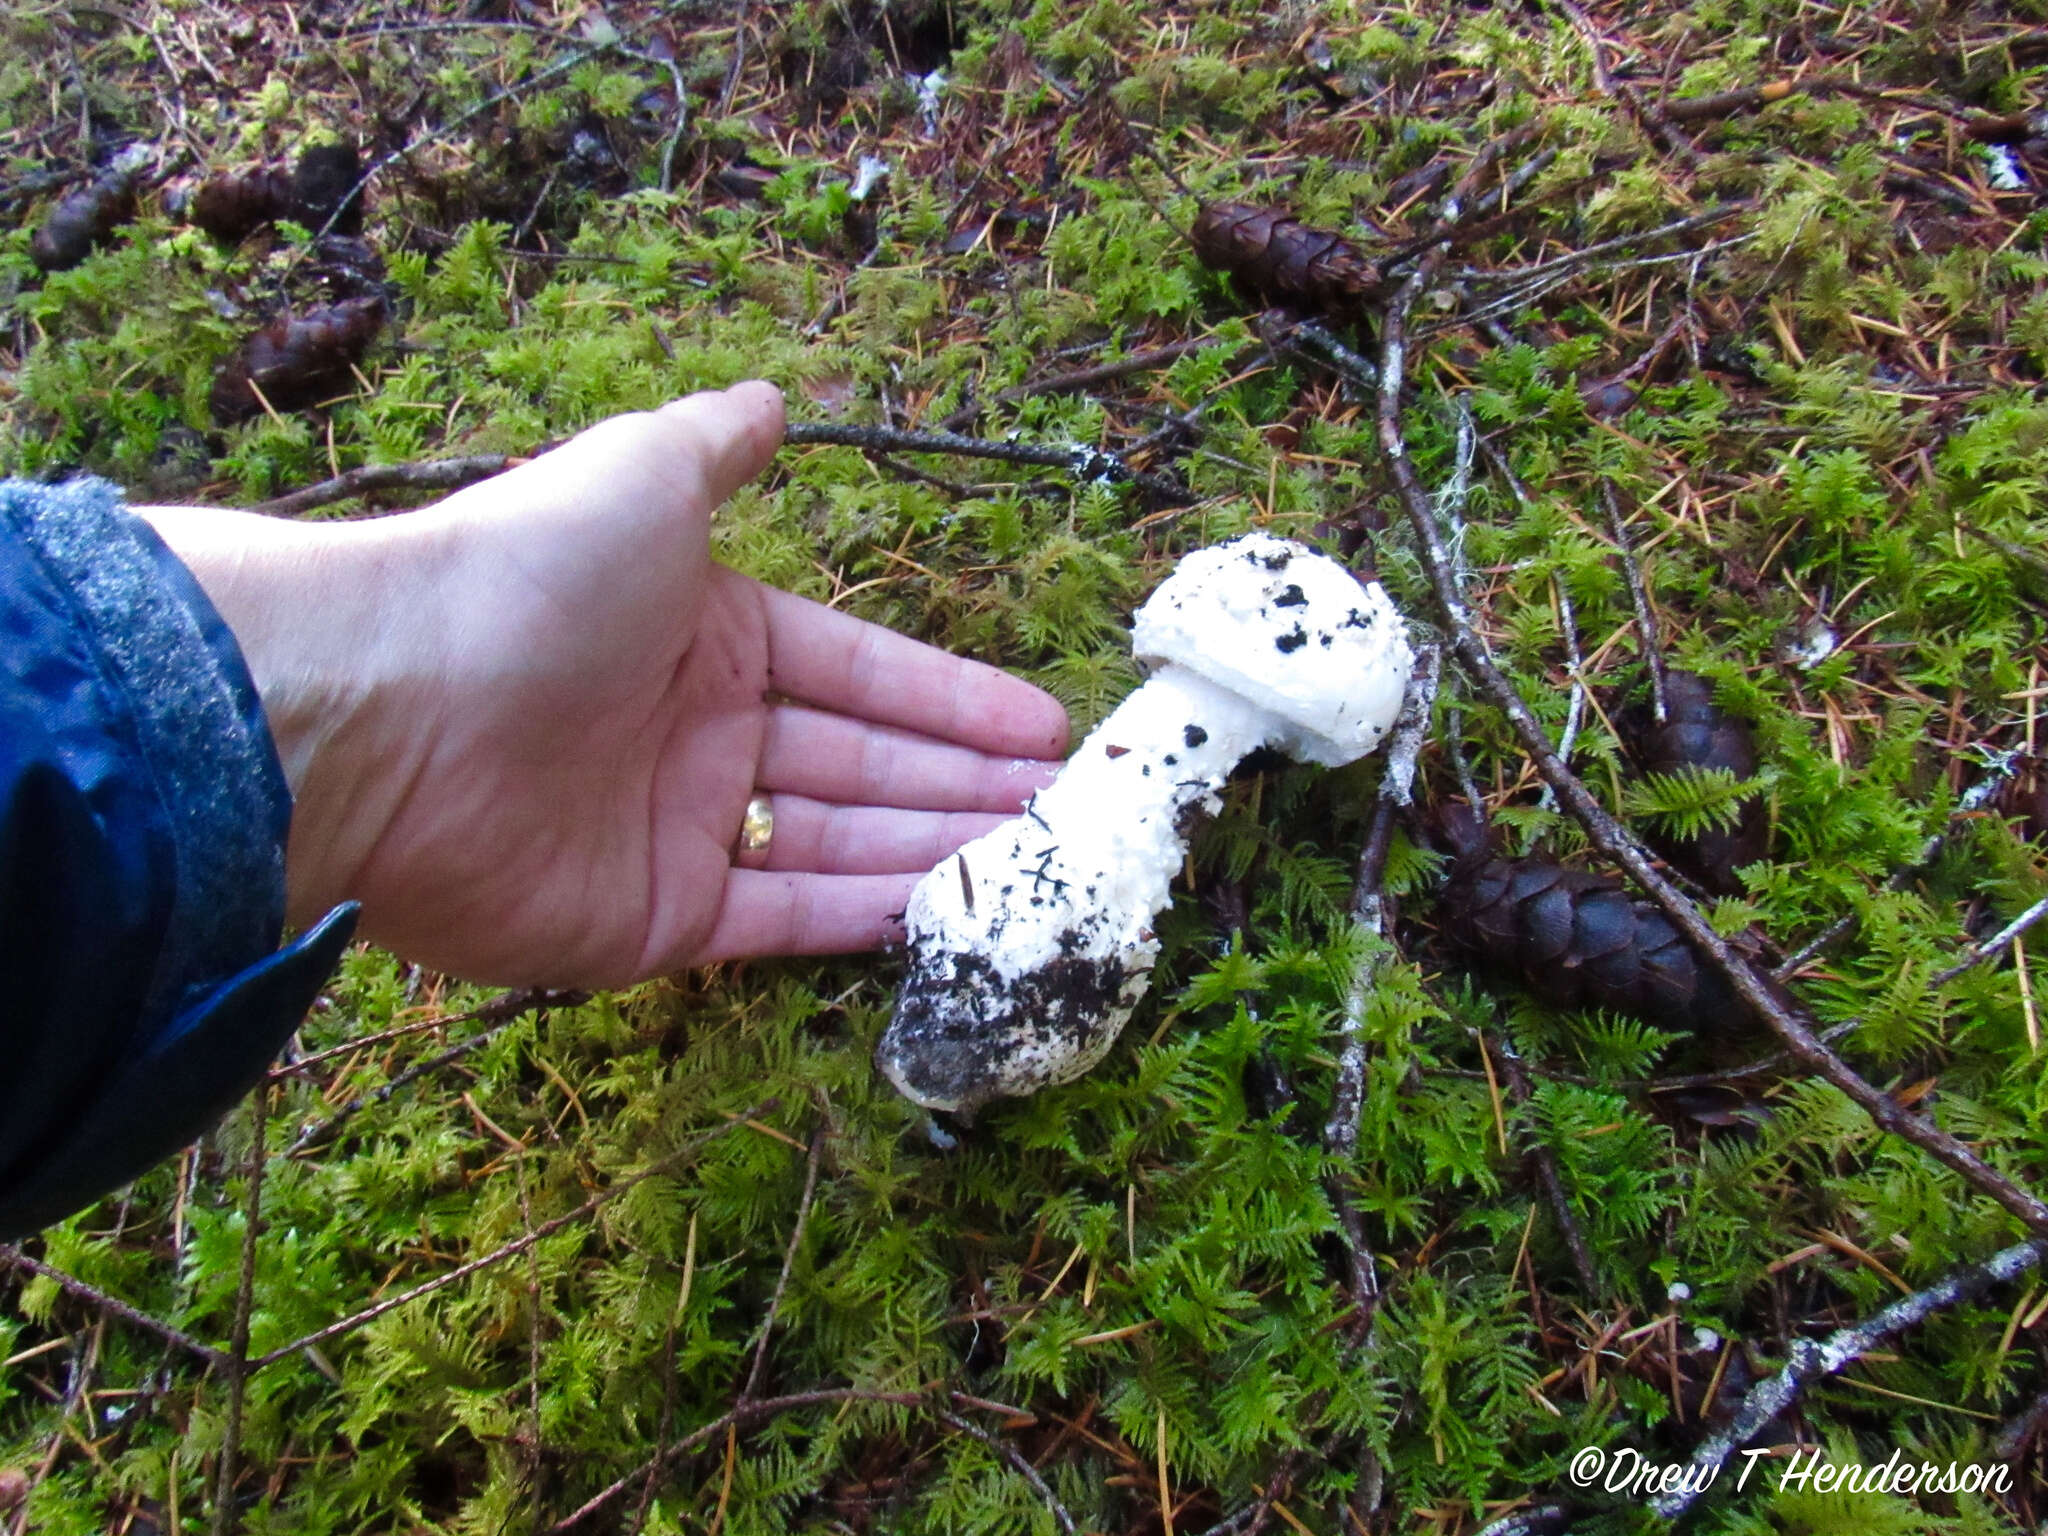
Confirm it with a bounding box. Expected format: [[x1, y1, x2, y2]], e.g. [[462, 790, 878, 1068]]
[[1623, 670, 1768, 896], [1435, 802, 1775, 1035], [1188, 201, 1384, 317]]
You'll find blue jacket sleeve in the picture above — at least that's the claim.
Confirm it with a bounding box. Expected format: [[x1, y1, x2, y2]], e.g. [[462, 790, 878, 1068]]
[[0, 477, 357, 1240]]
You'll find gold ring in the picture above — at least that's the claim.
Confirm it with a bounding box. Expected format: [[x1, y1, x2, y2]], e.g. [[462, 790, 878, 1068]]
[[739, 795, 775, 856]]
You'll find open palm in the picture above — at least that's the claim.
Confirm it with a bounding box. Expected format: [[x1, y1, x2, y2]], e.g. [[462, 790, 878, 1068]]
[[145, 384, 1068, 987]]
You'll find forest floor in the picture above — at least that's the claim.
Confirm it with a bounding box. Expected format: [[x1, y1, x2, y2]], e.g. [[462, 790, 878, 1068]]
[[4, 0, 2048, 1533]]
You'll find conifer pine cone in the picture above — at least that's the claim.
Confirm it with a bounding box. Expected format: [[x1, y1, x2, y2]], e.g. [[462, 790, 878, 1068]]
[[208, 295, 387, 424], [1188, 202, 1384, 317], [1623, 671, 1768, 896], [1435, 804, 1780, 1035], [29, 169, 137, 272]]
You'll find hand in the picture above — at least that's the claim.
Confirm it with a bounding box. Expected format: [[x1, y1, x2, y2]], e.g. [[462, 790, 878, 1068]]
[[139, 383, 1070, 987]]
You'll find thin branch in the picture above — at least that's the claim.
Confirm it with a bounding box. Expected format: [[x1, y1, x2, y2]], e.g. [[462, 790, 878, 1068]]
[[935, 337, 1224, 432], [268, 986, 588, 1082], [1496, 1037, 1601, 1298], [279, 45, 605, 270], [210, 1083, 268, 1536], [1468, 1504, 1574, 1536], [1325, 645, 1439, 1325], [1543, 571, 1587, 812], [1776, 768, 2017, 979], [1374, 220, 2048, 1239], [1448, 205, 1750, 285], [933, 1408, 1079, 1536], [1603, 480, 1667, 725], [0, 1246, 228, 1369], [1283, 318, 1379, 391], [1327, 644, 1440, 1160], [540, 1388, 928, 1533], [630, 1213, 697, 1536], [1932, 892, 2048, 987], [250, 1104, 771, 1371], [1469, 1504, 1574, 1536], [286, 990, 585, 1154], [783, 421, 1192, 503], [1652, 1235, 2048, 1518], [249, 454, 512, 518], [742, 1123, 825, 1400]]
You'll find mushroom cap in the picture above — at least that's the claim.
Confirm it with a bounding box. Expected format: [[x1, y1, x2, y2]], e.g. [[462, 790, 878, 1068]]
[[1130, 532, 1413, 767]]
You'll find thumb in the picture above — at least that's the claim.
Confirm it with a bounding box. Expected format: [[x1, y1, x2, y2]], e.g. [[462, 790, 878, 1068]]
[[651, 380, 787, 513], [419, 382, 786, 595]]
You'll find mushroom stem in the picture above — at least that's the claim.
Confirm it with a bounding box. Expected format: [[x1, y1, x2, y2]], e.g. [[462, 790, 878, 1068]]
[[877, 665, 1273, 1114]]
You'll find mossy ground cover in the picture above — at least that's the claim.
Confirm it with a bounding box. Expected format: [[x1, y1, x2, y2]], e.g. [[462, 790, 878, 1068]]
[[4, 1, 2048, 1532]]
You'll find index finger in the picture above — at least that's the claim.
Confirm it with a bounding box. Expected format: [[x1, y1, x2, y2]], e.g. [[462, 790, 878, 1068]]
[[754, 578, 1070, 759]]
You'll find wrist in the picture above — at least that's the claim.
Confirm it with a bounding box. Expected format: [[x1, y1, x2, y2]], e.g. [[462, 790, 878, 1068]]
[[134, 506, 436, 927]]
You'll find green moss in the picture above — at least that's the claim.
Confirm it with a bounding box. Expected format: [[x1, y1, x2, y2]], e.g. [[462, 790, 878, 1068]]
[[7, 0, 2048, 1531]]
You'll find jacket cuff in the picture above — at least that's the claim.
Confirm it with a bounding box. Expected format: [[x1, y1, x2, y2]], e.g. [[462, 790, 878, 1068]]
[[0, 476, 351, 1239]]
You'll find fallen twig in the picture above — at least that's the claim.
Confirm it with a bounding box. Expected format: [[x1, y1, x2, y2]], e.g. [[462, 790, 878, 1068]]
[[252, 1103, 771, 1370], [250, 453, 512, 517], [0, 1245, 228, 1369], [784, 420, 1192, 502], [1776, 767, 2017, 979], [542, 1387, 926, 1532], [935, 337, 1224, 433], [210, 1084, 268, 1536], [268, 986, 588, 1083], [1651, 1235, 2048, 1518], [1931, 892, 2048, 987], [934, 1408, 1079, 1536], [287, 989, 586, 1154], [545, 1386, 1058, 1533], [1326, 643, 1440, 1312], [1602, 481, 1668, 725], [742, 1122, 825, 1398], [1496, 1037, 1602, 1298], [1468, 1503, 1574, 1536], [1450, 204, 1751, 287], [1374, 213, 2048, 1239]]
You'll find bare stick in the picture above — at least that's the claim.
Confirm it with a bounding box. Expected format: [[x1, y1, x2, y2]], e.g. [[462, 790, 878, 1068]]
[[784, 421, 1192, 503], [1603, 480, 1667, 725], [515, 1153, 546, 1532], [1449, 205, 1750, 286], [742, 1124, 825, 1399], [1375, 234, 2048, 1238], [935, 337, 1223, 433], [630, 1215, 698, 1536], [1651, 1235, 2048, 1518], [281, 45, 603, 266], [1996, 1381, 2048, 1461], [1325, 646, 1440, 1325], [268, 986, 589, 1082], [1284, 318, 1378, 390], [1327, 644, 1441, 1160], [933, 1408, 1079, 1536], [0, 1246, 228, 1368], [1932, 892, 2048, 987], [1776, 768, 2017, 979], [1542, 572, 1587, 812], [540, 1387, 930, 1533], [211, 1084, 268, 1536], [1496, 1037, 1601, 1298], [250, 1105, 770, 1370], [1468, 1504, 1574, 1536], [250, 454, 512, 517], [287, 990, 585, 1154]]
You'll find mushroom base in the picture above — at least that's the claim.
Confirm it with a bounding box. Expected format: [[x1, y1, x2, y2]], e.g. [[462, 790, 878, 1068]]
[[876, 946, 1138, 1116]]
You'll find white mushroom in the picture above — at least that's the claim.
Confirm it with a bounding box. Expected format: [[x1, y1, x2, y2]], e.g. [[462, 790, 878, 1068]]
[[876, 531, 1415, 1115]]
